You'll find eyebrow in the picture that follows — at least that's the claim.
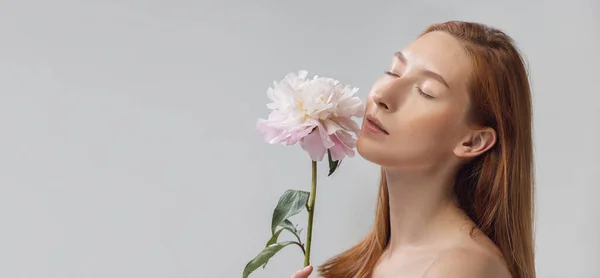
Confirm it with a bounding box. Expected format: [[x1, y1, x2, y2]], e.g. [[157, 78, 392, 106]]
[[394, 51, 450, 89]]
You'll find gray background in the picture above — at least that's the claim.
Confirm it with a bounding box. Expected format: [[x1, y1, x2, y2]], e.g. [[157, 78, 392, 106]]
[[0, 0, 598, 277]]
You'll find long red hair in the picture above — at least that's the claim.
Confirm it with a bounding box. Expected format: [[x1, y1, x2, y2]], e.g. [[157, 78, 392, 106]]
[[318, 21, 535, 278]]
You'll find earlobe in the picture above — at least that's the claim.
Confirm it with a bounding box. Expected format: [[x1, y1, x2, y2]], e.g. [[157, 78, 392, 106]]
[[453, 128, 497, 158]]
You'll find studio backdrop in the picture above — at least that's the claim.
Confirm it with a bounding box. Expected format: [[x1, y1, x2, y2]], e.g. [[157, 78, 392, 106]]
[[0, 0, 598, 277]]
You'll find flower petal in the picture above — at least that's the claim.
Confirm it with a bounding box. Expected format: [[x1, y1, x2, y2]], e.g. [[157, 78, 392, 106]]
[[257, 119, 285, 144], [328, 131, 357, 161], [322, 118, 344, 135], [333, 117, 361, 135], [300, 129, 327, 161], [284, 126, 314, 145], [317, 123, 335, 149]]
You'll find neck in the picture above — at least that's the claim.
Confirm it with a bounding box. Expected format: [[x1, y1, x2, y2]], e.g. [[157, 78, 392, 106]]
[[384, 166, 465, 251]]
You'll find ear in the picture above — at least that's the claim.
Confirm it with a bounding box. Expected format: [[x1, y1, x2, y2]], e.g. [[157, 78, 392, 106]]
[[453, 127, 497, 158]]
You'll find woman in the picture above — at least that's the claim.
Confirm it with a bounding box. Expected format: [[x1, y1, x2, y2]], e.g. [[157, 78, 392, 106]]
[[293, 20, 535, 278]]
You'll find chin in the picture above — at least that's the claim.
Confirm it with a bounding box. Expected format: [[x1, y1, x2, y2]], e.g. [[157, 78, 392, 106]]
[[357, 133, 429, 170], [356, 134, 395, 167]]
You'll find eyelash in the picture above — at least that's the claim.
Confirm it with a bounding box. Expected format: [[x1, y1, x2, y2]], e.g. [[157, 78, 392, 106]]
[[417, 86, 434, 99], [384, 71, 434, 99], [384, 71, 399, 78]]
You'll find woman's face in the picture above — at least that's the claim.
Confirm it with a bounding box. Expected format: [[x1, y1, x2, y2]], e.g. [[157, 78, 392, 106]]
[[357, 31, 477, 172]]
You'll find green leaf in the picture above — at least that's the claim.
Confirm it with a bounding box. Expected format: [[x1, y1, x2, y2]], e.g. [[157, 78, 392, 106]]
[[271, 190, 309, 234], [262, 224, 304, 269], [271, 219, 301, 243], [243, 241, 297, 278], [327, 149, 340, 176], [278, 219, 297, 234], [261, 229, 285, 269], [265, 229, 284, 247]]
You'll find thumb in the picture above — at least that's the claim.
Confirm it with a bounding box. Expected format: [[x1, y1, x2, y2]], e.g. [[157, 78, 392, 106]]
[[291, 265, 313, 278]]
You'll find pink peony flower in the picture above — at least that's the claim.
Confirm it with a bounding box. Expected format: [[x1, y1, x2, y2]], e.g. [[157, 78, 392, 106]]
[[257, 70, 365, 161]]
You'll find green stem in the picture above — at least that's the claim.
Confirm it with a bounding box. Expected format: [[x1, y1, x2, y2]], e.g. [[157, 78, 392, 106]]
[[304, 160, 317, 267]]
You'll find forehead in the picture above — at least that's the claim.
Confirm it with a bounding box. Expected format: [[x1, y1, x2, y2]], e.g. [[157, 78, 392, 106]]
[[400, 31, 472, 90]]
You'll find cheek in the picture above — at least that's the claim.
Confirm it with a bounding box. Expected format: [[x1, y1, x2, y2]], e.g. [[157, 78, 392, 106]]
[[396, 103, 464, 147]]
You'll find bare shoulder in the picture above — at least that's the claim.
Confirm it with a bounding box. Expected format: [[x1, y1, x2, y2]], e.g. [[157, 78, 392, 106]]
[[422, 247, 512, 278]]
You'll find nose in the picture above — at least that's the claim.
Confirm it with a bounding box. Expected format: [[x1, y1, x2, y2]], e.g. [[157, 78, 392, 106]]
[[371, 75, 412, 112], [372, 93, 390, 110]]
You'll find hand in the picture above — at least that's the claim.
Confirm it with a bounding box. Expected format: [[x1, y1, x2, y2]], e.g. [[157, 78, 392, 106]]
[[291, 265, 313, 278]]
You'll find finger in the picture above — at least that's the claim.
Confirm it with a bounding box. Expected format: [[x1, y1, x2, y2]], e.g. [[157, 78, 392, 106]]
[[291, 265, 313, 278]]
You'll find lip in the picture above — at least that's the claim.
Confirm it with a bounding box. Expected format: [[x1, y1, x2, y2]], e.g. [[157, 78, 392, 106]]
[[364, 114, 389, 135]]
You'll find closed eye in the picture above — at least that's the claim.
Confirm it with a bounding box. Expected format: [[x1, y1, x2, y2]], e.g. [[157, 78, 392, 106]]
[[386, 71, 434, 99], [384, 71, 400, 78], [417, 86, 434, 99]]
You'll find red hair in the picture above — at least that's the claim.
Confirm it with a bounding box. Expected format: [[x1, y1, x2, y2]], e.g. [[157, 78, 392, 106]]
[[318, 21, 535, 278]]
